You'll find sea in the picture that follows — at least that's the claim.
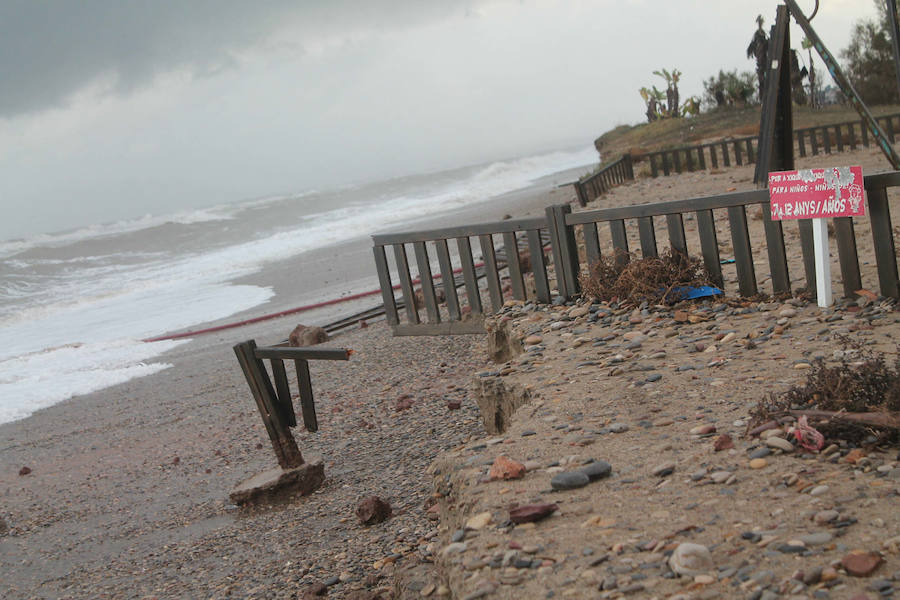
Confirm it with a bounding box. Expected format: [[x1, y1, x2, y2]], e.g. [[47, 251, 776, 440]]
[[0, 145, 597, 425]]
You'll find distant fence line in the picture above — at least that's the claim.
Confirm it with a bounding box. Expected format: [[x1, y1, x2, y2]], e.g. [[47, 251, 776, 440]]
[[373, 171, 899, 336], [573, 154, 633, 207], [574, 112, 900, 206]]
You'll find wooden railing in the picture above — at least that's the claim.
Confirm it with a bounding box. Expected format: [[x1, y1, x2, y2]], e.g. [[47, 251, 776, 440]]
[[557, 171, 899, 300], [371, 214, 560, 335], [573, 154, 634, 206], [372, 171, 898, 335], [642, 112, 900, 178]]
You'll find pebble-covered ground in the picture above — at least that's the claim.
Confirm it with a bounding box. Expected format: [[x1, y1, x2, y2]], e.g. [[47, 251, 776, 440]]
[[430, 295, 900, 600], [0, 320, 489, 599]]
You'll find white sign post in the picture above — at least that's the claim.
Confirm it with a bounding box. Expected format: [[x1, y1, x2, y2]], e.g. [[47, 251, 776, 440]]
[[768, 166, 865, 308], [810, 217, 832, 308]]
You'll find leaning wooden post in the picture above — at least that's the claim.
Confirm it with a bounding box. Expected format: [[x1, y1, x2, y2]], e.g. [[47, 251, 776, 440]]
[[233, 340, 304, 469]]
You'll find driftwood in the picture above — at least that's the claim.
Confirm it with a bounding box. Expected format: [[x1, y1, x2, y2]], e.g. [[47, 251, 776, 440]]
[[773, 409, 900, 430]]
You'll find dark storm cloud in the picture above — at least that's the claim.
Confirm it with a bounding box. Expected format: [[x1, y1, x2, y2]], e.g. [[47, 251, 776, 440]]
[[0, 1, 470, 118]]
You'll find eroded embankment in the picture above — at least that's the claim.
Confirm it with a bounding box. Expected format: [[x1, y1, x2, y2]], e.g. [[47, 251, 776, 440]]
[[425, 296, 900, 600]]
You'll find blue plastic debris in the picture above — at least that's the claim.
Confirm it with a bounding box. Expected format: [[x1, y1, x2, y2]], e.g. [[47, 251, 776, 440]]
[[668, 286, 723, 301], [720, 258, 735, 264]]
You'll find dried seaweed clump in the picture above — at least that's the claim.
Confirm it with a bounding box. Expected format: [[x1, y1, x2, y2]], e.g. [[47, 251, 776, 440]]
[[579, 249, 713, 305], [750, 340, 900, 444]]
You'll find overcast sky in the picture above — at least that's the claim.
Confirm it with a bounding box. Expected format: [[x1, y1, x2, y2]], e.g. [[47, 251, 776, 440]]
[[0, 0, 879, 240]]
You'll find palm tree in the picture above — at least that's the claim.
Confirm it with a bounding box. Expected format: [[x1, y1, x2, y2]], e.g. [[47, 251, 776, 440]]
[[747, 15, 768, 100]]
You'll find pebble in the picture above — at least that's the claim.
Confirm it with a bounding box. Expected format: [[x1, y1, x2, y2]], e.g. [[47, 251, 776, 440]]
[[550, 471, 590, 491], [609, 423, 629, 433], [442, 542, 468, 555], [765, 436, 795, 452], [814, 509, 839, 525], [580, 460, 612, 481], [652, 462, 676, 477], [798, 531, 833, 546], [668, 542, 714, 576], [710, 470, 732, 484], [749, 447, 771, 459], [749, 458, 768, 469], [809, 484, 829, 496], [690, 424, 716, 435], [465, 512, 492, 530]]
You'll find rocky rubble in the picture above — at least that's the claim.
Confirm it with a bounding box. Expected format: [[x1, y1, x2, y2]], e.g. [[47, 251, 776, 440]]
[[426, 294, 900, 599]]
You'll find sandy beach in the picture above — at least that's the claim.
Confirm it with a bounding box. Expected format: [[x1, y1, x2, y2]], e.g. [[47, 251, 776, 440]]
[[0, 166, 581, 599], [2, 147, 899, 600]]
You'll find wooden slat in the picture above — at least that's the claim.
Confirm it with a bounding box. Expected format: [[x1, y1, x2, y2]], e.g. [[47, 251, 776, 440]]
[[413, 241, 440, 323], [727, 205, 757, 296], [709, 144, 718, 169], [833, 217, 862, 298], [270, 358, 297, 428], [861, 119, 869, 146], [234, 341, 296, 467], [721, 142, 731, 167], [811, 129, 819, 155], [734, 141, 743, 166], [823, 126, 831, 153], [848, 123, 857, 149], [650, 154, 659, 178], [255, 347, 351, 361], [503, 231, 526, 301], [527, 229, 551, 303], [637, 216, 657, 258], [696, 209, 723, 288], [835, 125, 844, 151], [479, 234, 503, 312], [798, 130, 807, 157], [666, 213, 687, 255], [661, 152, 671, 176], [797, 219, 817, 294], [392, 243, 419, 324], [685, 148, 694, 172], [610, 219, 630, 268], [583, 222, 601, 267], [372, 216, 546, 245], [761, 203, 790, 294], [294, 359, 319, 433], [435, 239, 461, 320], [372, 245, 399, 326], [867, 186, 900, 298], [566, 188, 770, 225], [673, 150, 682, 173], [746, 138, 755, 163], [697, 146, 706, 170], [456, 236, 483, 314], [234, 340, 303, 468]]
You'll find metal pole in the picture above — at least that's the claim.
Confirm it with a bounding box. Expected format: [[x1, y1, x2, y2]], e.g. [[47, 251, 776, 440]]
[[784, 0, 900, 169], [887, 0, 900, 100]]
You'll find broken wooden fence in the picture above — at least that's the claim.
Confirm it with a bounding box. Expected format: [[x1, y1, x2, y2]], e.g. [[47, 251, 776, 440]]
[[233, 340, 350, 468], [372, 172, 898, 335]]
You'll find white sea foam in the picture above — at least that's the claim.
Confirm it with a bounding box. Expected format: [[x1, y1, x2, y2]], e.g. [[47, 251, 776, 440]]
[[0, 207, 236, 259], [0, 339, 186, 424], [0, 145, 597, 426]]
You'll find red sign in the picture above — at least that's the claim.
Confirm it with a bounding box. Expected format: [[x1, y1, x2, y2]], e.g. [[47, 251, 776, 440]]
[[768, 166, 865, 220]]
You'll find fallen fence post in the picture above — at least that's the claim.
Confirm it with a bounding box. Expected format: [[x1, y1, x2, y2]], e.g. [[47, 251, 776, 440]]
[[231, 341, 351, 505]]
